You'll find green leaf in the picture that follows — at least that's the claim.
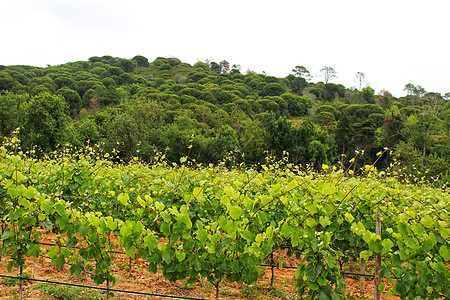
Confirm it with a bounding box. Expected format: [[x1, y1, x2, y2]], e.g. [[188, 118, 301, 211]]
[[53, 255, 65, 270], [439, 245, 450, 261], [176, 252, 186, 262], [148, 263, 157, 274], [317, 275, 328, 287], [106, 217, 117, 231], [118, 193, 129, 206], [397, 223, 408, 236], [318, 290, 330, 300], [38, 212, 46, 221], [7, 186, 21, 199], [305, 218, 317, 228], [1, 229, 12, 240], [18, 197, 31, 208], [379, 266, 391, 279], [160, 222, 171, 236], [242, 268, 259, 284], [319, 216, 331, 228], [393, 280, 410, 296], [306, 264, 322, 282], [39, 219, 53, 230], [369, 239, 383, 253], [144, 235, 158, 252], [421, 215, 434, 228], [281, 222, 293, 238], [55, 203, 65, 216], [344, 212, 354, 223], [154, 201, 165, 211], [321, 182, 336, 195], [382, 238, 394, 254], [404, 237, 419, 250], [286, 179, 298, 190], [239, 229, 254, 241], [308, 281, 320, 291], [161, 249, 172, 263], [360, 250, 372, 260], [305, 203, 318, 214], [196, 228, 208, 244], [326, 254, 337, 269], [229, 205, 242, 220], [24, 186, 36, 199], [224, 186, 239, 200]]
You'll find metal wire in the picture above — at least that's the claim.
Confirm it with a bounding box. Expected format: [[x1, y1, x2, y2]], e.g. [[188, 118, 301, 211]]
[[0, 274, 208, 300]]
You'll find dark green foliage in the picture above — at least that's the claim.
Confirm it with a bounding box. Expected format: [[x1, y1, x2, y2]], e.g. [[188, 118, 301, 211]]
[[21, 92, 69, 153], [132, 55, 150, 67], [0, 92, 28, 138], [322, 83, 345, 101], [0, 55, 449, 182], [56, 87, 81, 117]]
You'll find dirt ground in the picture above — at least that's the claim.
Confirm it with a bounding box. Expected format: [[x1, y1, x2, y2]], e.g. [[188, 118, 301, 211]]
[[0, 233, 400, 300]]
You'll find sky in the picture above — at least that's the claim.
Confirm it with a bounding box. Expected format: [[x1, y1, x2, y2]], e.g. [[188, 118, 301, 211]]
[[1, 0, 449, 97]]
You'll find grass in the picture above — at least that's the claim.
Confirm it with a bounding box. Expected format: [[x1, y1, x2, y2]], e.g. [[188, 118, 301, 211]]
[[0, 272, 32, 286], [239, 283, 298, 300], [33, 283, 111, 300]]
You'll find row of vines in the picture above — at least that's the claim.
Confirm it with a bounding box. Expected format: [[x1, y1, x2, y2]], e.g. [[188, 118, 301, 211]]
[[0, 140, 449, 299]]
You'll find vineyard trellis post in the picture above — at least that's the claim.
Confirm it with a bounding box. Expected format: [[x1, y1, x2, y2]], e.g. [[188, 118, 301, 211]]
[[360, 258, 366, 295], [374, 213, 381, 300], [106, 277, 110, 300], [270, 252, 274, 287], [19, 265, 23, 300]]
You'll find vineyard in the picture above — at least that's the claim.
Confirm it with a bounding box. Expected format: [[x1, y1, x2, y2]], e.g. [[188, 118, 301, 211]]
[[0, 140, 449, 299]]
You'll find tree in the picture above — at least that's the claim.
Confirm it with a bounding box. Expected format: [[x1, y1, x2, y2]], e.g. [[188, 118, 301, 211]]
[[355, 72, 365, 90], [319, 66, 337, 83], [118, 58, 135, 73], [404, 83, 415, 104], [0, 92, 28, 138], [56, 87, 82, 117], [262, 83, 285, 97], [402, 91, 449, 164], [239, 120, 268, 164], [21, 92, 69, 152], [292, 66, 312, 81], [361, 86, 375, 104], [210, 62, 220, 74], [218, 60, 230, 74], [208, 125, 239, 161], [308, 140, 328, 170], [230, 64, 241, 75], [131, 55, 150, 67]]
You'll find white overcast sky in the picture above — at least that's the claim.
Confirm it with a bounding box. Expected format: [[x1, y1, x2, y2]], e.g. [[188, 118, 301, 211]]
[[1, 0, 449, 97]]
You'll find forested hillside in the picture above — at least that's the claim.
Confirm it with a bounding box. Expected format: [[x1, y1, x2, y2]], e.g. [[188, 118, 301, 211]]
[[1, 55, 449, 184]]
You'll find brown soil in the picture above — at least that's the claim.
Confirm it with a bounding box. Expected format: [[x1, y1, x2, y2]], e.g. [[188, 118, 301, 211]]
[[0, 233, 400, 300]]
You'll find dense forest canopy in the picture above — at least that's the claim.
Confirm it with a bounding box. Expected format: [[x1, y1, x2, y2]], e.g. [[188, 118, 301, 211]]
[[1, 55, 449, 185]]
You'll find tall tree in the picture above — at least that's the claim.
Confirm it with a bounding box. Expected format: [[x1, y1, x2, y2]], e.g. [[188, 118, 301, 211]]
[[21, 92, 69, 152], [292, 66, 312, 81], [131, 55, 150, 67], [355, 72, 365, 90], [403, 83, 415, 104], [219, 60, 230, 74], [319, 66, 337, 83]]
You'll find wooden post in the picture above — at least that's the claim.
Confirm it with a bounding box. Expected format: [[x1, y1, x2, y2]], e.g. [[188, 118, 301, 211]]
[[360, 258, 366, 296], [270, 252, 274, 288], [129, 256, 132, 273], [374, 213, 381, 300], [19, 266, 23, 300], [106, 277, 110, 300]]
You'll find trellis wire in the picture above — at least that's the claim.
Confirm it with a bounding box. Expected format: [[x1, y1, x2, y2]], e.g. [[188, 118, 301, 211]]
[[0, 274, 208, 300]]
